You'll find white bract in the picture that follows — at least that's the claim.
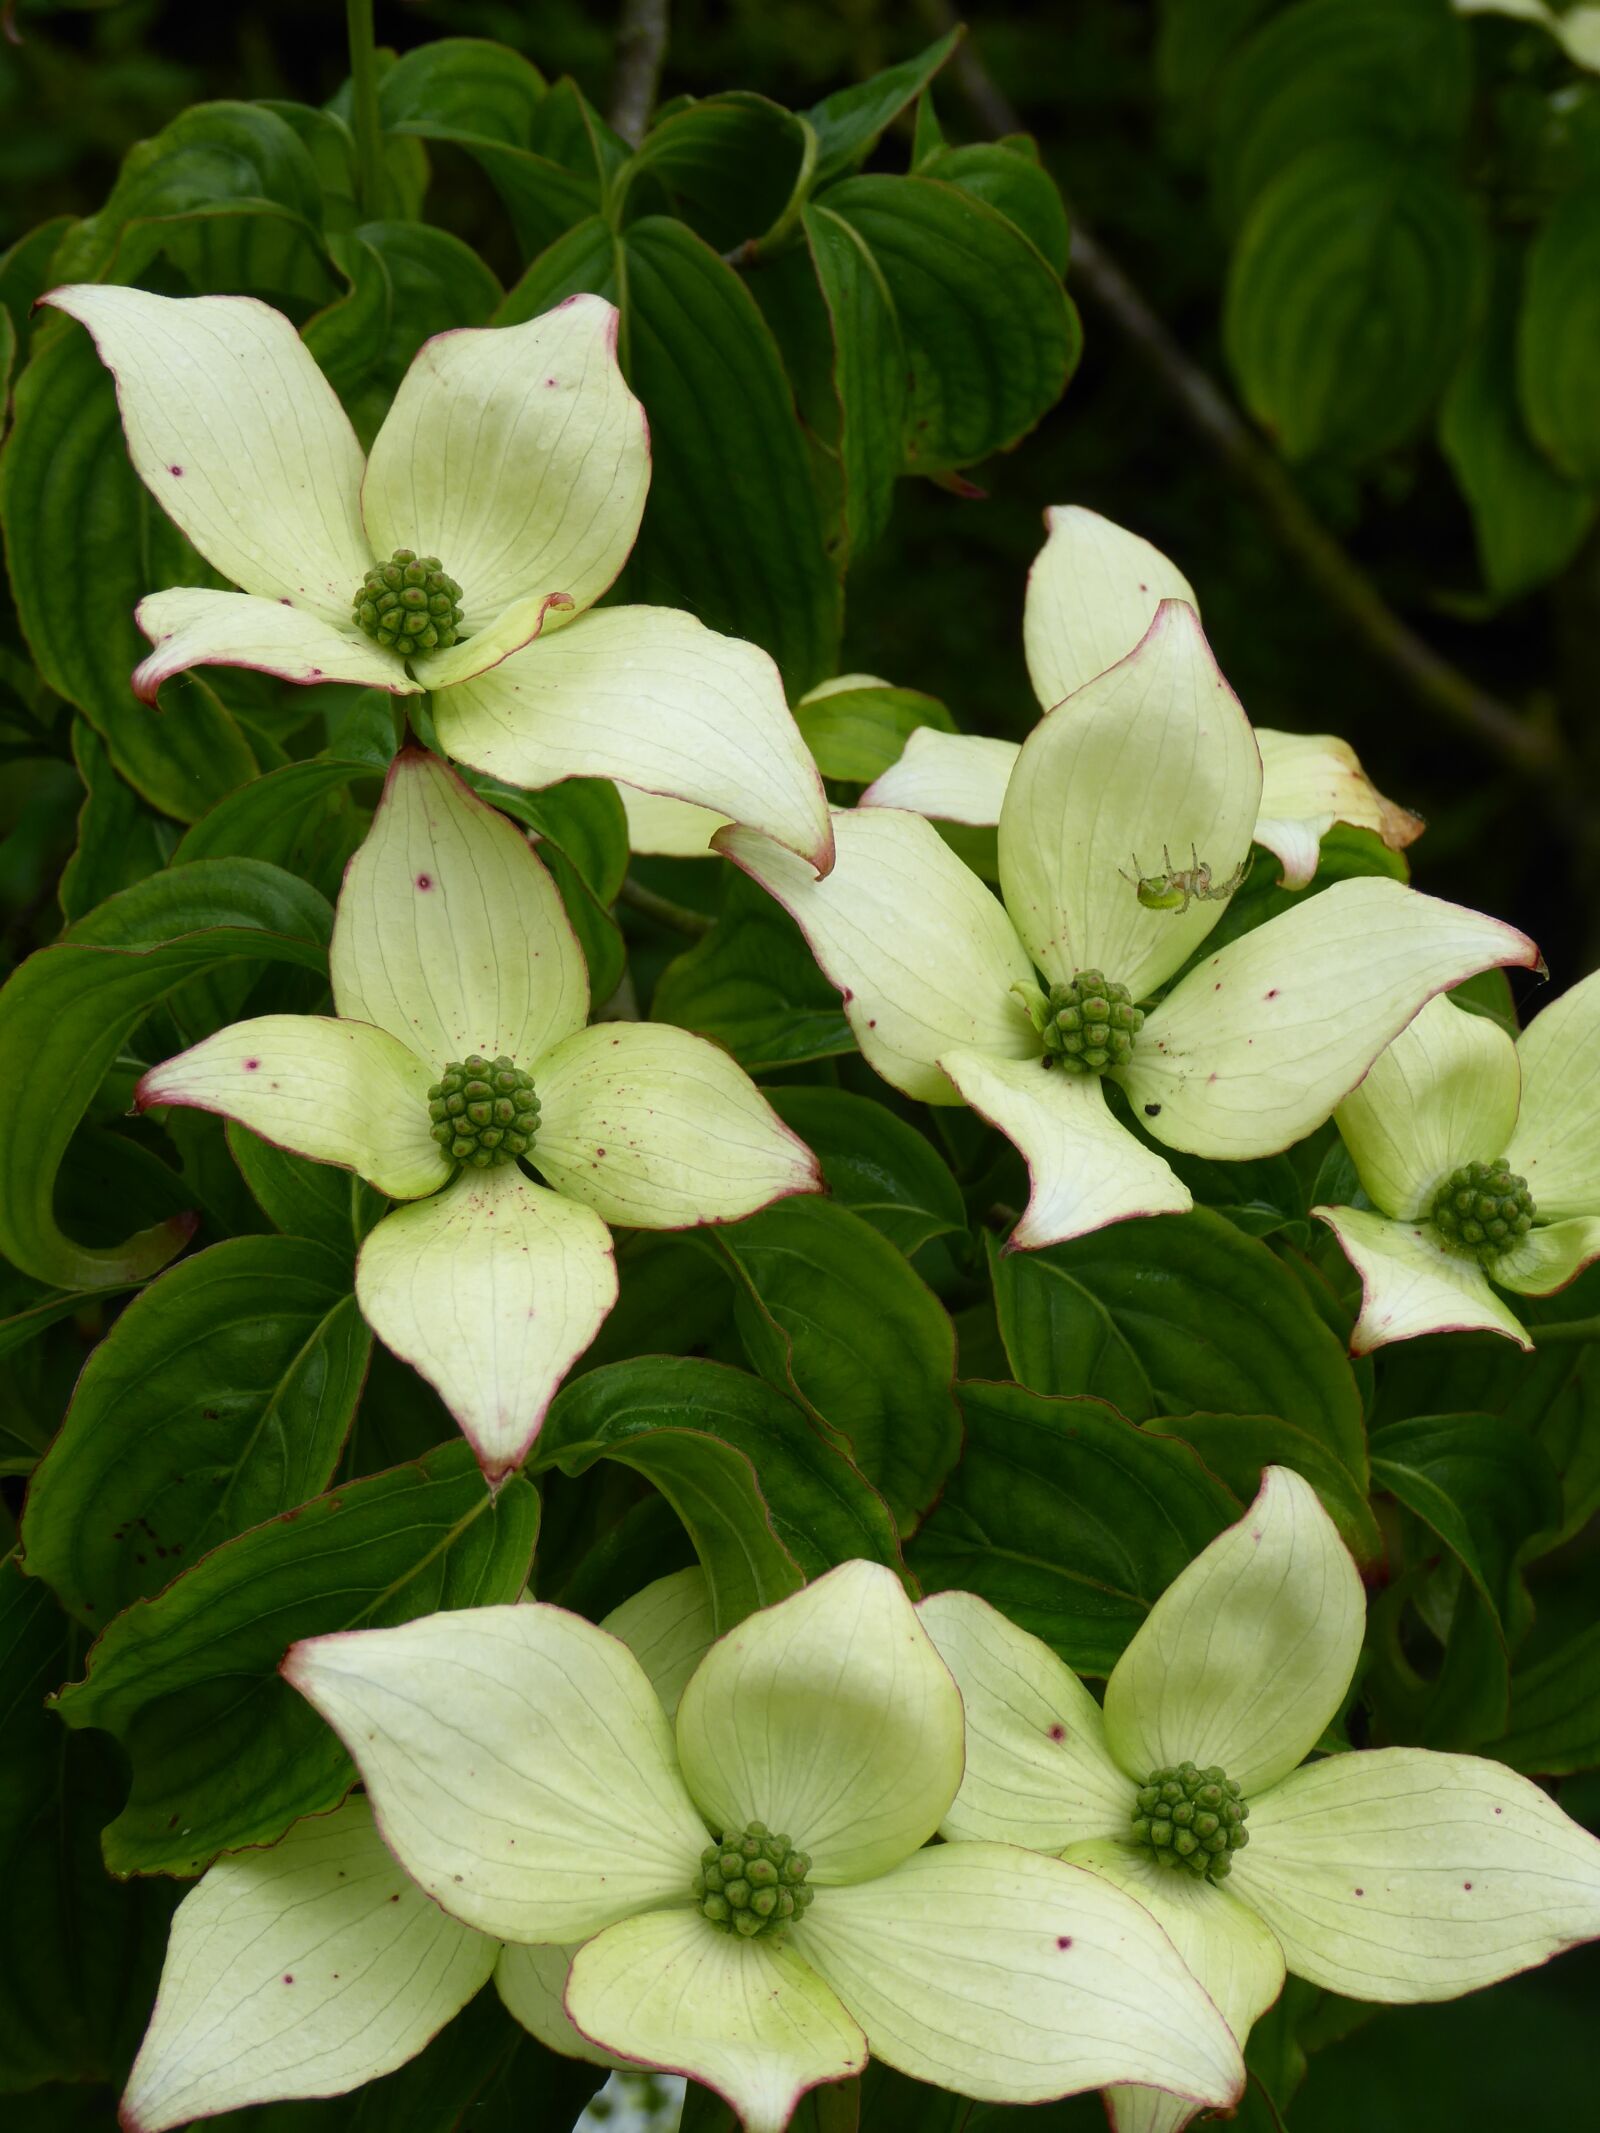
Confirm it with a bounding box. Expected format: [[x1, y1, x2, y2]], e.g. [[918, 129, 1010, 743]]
[[280, 1561, 1246, 2132], [864, 504, 1423, 890], [119, 1571, 715, 2129], [922, 1467, 1600, 2133], [136, 750, 817, 1478], [1315, 978, 1600, 1351], [41, 284, 831, 869], [721, 601, 1536, 1248]]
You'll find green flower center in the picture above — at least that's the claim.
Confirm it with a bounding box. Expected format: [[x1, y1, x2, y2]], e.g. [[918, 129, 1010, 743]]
[[1130, 1760, 1250, 1883], [1429, 1159, 1536, 1261], [693, 1821, 814, 1939], [428, 1056, 540, 1169], [1039, 970, 1143, 1075], [353, 549, 465, 654]]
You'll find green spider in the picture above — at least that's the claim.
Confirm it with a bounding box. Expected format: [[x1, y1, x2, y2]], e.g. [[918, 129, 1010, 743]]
[[1121, 842, 1251, 914]]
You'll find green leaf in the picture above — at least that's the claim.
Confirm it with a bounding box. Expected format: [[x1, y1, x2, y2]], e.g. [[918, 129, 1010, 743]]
[[909, 1380, 1239, 1674], [472, 772, 628, 1004], [58, 720, 169, 926], [988, 1209, 1367, 1479], [1442, 246, 1598, 596], [1210, 0, 1471, 227], [22, 1237, 370, 1625], [825, 174, 1081, 473], [652, 868, 855, 1071], [49, 101, 332, 295], [1496, 1620, 1600, 1777], [500, 214, 841, 694], [0, 1562, 176, 2090], [0, 859, 332, 1289], [1518, 183, 1600, 484], [55, 1441, 539, 1877], [536, 1356, 904, 1626], [626, 92, 812, 252], [793, 680, 955, 782], [915, 141, 1071, 276], [766, 1087, 966, 1255], [173, 755, 376, 874], [0, 322, 259, 820], [1225, 141, 1485, 463], [802, 202, 907, 561], [227, 1120, 383, 1258], [1151, 1411, 1381, 1565], [306, 220, 502, 445], [377, 39, 597, 259], [711, 1194, 961, 1533], [805, 29, 961, 185]]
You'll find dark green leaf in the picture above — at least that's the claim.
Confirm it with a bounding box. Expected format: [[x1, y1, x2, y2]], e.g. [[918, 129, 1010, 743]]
[[0, 859, 331, 1289], [1, 322, 259, 820], [58, 720, 169, 925], [767, 1087, 966, 1255], [55, 1441, 539, 1876], [0, 1562, 175, 2089], [475, 772, 628, 1002], [1153, 1411, 1381, 1564], [652, 868, 855, 1071], [227, 1120, 383, 1258], [1497, 1621, 1600, 1777], [1518, 183, 1600, 485], [825, 174, 1080, 473], [626, 93, 810, 252], [803, 202, 907, 561], [805, 30, 961, 185], [917, 141, 1071, 275], [988, 1209, 1367, 1477], [712, 1194, 961, 1532], [1225, 141, 1484, 462], [909, 1380, 1239, 1673], [794, 680, 955, 782], [22, 1236, 370, 1624]]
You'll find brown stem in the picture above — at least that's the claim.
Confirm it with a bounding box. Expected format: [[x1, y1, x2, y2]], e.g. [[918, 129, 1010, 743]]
[[611, 0, 670, 147], [924, 2, 1564, 779]]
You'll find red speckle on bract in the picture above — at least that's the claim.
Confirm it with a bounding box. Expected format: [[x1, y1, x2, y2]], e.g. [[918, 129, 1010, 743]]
[[244, 1058, 260, 1071], [388, 1892, 400, 1903], [1056, 1935, 1073, 1949], [1354, 1888, 1364, 1897], [596, 1146, 606, 1157], [545, 376, 559, 387], [280, 596, 292, 606], [1048, 1723, 1066, 1743], [1464, 1882, 1473, 1891], [170, 465, 184, 477], [416, 873, 433, 890], [1267, 988, 1280, 999], [283, 1973, 295, 1984], [1494, 1806, 1503, 1815]]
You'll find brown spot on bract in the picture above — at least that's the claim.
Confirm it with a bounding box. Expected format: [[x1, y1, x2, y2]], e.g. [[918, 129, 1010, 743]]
[[1464, 1882, 1473, 1891], [1354, 1888, 1364, 1897], [389, 1893, 400, 1903], [1143, 1102, 1161, 1117], [1267, 988, 1279, 999], [596, 1147, 606, 1157]]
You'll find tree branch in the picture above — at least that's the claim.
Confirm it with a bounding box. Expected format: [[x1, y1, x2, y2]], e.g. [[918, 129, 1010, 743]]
[[611, 0, 670, 146], [924, 2, 1563, 778]]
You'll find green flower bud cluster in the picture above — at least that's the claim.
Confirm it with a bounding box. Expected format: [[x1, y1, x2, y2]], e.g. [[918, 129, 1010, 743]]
[[353, 550, 464, 654], [692, 1821, 813, 1939], [1131, 1761, 1250, 1883], [428, 1056, 540, 1168], [1039, 970, 1143, 1075], [1429, 1158, 1536, 1262]]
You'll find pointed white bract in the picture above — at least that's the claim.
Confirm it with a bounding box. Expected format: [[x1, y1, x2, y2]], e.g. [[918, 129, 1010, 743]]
[[924, 1467, 1600, 2133], [120, 1798, 497, 2132], [282, 1561, 1245, 2127], [1318, 974, 1600, 1350], [727, 598, 1536, 1249], [137, 751, 817, 1475], [42, 285, 832, 865]]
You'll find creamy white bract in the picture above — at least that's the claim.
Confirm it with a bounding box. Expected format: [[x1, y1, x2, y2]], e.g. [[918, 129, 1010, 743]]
[[922, 1466, 1600, 2133]]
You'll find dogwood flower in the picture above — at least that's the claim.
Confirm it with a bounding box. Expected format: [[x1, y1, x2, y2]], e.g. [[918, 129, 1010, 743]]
[[1314, 979, 1600, 1352], [136, 750, 817, 1478], [116, 1570, 715, 2129], [863, 505, 1422, 889], [280, 1561, 1246, 2131], [41, 284, 831, 869], [722, 600, 1536, 1248], [922, 1467, 1600, 2133]]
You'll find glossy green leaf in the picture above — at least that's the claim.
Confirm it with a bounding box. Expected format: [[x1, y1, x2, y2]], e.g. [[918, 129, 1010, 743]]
[[1496, 1621, 1600, 1778], [805, 30, 960, 185], [1225, 141, 1484, 462], [626, 92, 811, 252], [1442, 246, 1597, 596], [712, 1194, 961, 1533], [989, 1208, 1366, 1470], [0, 322, 259, 820], [22, 1237, 370, 1626], [0, 859, 331, 1290], [767, 1087, 966, 1255], [227, 1121, 384, 1258], [55, 1441, 539, 1876], [909, 1380, 1239, 1673], [803, 202, 907, 561], [1153, 1410, 1381, 1566], [826, 174, 1081, 473], [58, 720, 170, 925], [0, 1561, 176, 2090], [916, 141, 1071, 276], [794, 681, 956, 783], [471, 771, 628, 1004], [1518, 183, 1600, 484], [652, 868, 855, 1071]]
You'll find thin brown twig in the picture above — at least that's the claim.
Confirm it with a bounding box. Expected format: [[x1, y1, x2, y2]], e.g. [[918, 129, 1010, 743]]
[[618, 874, 714, 938], [922, 1, 1563, 779], [611, 0, 670, 146]]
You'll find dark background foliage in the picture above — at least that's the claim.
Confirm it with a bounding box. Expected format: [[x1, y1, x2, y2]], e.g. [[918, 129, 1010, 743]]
[[3, 3, 1599, 2130]]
